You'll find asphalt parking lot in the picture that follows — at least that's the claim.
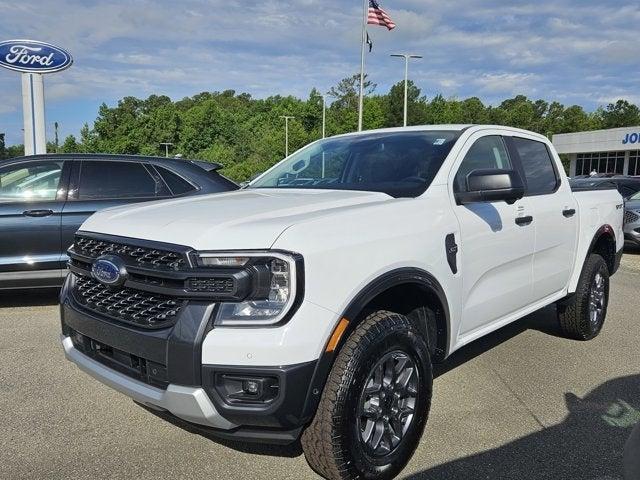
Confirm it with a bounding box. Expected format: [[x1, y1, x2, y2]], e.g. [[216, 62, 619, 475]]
[[1, 250, 639, 480]]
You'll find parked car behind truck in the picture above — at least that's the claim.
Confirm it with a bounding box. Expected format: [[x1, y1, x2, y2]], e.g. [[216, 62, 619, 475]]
[[60, 125, 624, 480], [624, 190, 640, 246], [0, 154, 237, 290]]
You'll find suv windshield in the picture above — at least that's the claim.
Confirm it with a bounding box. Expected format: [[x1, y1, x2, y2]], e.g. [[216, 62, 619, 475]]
[[249, 131, 460, 198], [630, 191, 640, 201]]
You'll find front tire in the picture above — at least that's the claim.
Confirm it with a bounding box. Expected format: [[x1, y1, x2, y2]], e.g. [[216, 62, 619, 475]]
[[557, 253, 610, 340], [301, 310, 433, 480]]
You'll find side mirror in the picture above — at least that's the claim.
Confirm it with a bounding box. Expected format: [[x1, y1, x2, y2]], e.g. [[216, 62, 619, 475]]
[[455, 169, 525, 205]]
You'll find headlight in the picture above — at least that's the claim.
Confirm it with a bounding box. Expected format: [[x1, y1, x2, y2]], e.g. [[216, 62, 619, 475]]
[[195, 251, 301, 327]]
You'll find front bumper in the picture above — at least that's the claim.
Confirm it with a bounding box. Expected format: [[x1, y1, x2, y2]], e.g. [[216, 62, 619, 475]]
[[61, 335, 236, 430], [59, 273, 324, 444], [624, 224, 640, 245]]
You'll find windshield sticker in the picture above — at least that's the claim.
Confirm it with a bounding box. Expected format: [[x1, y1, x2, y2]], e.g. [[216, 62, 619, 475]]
[[433, 138, 446, 145]]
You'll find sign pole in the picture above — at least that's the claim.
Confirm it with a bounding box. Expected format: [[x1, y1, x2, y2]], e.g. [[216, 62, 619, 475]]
[[1, 39, 73, 155], [357, 0, 367, 132], [21, 73, 46, 155]]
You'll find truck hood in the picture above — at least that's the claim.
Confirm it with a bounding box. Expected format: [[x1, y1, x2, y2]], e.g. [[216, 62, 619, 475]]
[[80, 188, 392, 250]]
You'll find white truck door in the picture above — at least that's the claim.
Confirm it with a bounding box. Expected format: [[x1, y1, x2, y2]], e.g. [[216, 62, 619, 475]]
[[450, 133, 536, 337], [508, 135, 579, 300]]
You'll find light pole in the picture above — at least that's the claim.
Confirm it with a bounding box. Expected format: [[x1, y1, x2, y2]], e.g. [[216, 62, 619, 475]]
[[322, 95, 327, 139], [280, 116, 295, 157], [390, 54, 422, 127], [320, 93, 337, 139], [160, 142, 173, 158]]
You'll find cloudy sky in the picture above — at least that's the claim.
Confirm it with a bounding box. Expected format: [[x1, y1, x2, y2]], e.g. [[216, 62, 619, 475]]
[[0, 0, 638, 145]]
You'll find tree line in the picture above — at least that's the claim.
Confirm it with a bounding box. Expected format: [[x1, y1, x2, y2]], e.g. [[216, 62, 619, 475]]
[[3, 74, 640, 181]]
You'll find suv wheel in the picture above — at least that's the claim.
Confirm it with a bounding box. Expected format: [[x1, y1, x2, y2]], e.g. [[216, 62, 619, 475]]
[[301, 310, 433, 480], [557, 253, 610, 340]]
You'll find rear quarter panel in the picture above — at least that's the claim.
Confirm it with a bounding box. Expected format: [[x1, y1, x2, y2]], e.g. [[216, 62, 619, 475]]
[[568, 189, 624, 292]]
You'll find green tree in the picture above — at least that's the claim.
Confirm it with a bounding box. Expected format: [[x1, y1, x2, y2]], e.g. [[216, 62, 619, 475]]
[[600, 100, 640, 128], [385, 80, 422, 127], [60, 134, 80, 153]]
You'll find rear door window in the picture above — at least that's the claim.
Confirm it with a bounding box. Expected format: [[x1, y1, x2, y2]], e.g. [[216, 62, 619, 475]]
[[155, 166, 197, 196], [512, 138, 559, 195], [77, 161, 159, 200]]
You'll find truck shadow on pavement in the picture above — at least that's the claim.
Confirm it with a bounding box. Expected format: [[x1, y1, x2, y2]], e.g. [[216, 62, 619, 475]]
[[142, 303, 640, 478], [407, 373, 640, 480], [0, 288, 59, 307]]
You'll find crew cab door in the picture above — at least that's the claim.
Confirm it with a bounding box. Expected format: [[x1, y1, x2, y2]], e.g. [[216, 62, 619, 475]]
[[450, 133, 536, 337], [0, 159, 70, 282], [507, 135, 578, 300]]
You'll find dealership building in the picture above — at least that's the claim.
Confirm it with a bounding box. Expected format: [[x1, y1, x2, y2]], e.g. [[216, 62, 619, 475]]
[[552, 126, 640, 177]]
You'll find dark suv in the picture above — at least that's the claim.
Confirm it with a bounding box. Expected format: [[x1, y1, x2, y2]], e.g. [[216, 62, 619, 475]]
[[0, 154, 237, 290]]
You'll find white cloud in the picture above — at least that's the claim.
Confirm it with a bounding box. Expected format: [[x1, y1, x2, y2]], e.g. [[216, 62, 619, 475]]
[[1, 0, 640, 144]]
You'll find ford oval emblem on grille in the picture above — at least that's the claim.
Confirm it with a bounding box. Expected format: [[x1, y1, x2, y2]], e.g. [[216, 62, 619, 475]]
[[91, 256, 127, 286]]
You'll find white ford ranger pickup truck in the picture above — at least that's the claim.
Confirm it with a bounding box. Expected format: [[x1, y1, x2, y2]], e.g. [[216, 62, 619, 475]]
[[60, 125, 624, 480]]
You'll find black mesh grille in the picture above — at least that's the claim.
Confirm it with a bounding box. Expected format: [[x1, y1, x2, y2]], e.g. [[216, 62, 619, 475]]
[[73, 276, 183, 329], [624, 211, 639, 225], [74, 236, 186, 270], [186, 277, 235, 293]]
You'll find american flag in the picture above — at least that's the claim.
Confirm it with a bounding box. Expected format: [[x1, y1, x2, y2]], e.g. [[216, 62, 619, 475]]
[[368, 0, 396, 30]]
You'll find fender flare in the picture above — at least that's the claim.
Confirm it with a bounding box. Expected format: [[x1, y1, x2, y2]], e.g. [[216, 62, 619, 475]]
[[569, 224, 617, 293], [299, 267, 450, 423]]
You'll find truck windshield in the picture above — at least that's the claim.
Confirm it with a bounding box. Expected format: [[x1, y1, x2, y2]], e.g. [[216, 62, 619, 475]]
[[248, 131, 460, 198]]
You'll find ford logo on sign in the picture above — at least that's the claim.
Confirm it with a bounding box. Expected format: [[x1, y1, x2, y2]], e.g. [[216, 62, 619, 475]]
[[0, 39, 73, 74], [91, 256, 127, 287]]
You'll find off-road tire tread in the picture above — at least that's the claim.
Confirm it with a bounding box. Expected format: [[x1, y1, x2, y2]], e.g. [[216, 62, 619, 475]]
[[557, 253, 608, 341], [300, 310, 428, 480]]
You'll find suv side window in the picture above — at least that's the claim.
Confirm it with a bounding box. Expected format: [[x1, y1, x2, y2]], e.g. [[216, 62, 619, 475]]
[[512, 137, 559, 195], [78, 161, 159, 200], [454, 136, 511, 192], [0, 161, 63, 201], [155, 166, 197, 196]]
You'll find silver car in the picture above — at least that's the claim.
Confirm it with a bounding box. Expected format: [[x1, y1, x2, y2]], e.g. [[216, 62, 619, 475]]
[[624, 191, 640, 246]]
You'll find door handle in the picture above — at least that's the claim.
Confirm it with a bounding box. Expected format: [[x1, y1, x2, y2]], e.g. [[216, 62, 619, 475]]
[[515, 215, 533, 226], [562, 208, 576, 218], [23, 209, 54, 218]]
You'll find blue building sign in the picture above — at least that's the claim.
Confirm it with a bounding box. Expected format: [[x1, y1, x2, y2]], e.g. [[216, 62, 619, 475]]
[[623, 132, 640, 145]]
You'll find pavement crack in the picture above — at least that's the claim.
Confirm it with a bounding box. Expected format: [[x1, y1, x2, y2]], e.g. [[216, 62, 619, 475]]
[[489, 364, 547, 430]]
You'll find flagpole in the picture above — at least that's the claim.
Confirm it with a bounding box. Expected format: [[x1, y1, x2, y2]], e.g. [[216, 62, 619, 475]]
[[357, 0, 367, 132]]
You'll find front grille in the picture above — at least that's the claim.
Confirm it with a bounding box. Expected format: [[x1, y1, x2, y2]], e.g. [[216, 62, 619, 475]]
[[73, 276, 183, 329], [74, 236, 187, 270], [624, 211, 639, 225]]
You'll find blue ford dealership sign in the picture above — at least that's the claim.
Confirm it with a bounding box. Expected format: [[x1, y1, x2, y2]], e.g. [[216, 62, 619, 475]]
[[0, 39, 73, 73]]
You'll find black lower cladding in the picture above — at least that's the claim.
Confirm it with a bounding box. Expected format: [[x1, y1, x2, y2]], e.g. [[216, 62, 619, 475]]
[[202, 361, 317, 430], [61, 274, 214, 387]]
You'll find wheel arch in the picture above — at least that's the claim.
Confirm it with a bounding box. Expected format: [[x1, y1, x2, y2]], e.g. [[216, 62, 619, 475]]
[[569, 224, 618, 294], [339, 268, 450, 361], [587, 225, 617, 275], [299, 268, 450, 424]]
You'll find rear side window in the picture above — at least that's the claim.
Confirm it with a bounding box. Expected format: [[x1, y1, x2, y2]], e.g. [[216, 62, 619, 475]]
[[513, 138, 559, 195], [454, 136, 512, 192], [156, 166, 196, 196], [78, 161, 159, 200]]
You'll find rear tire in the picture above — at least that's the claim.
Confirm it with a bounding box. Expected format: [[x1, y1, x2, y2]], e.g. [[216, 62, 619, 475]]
[[301, 310, 433, 480], [557, 253, 609, 340]]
